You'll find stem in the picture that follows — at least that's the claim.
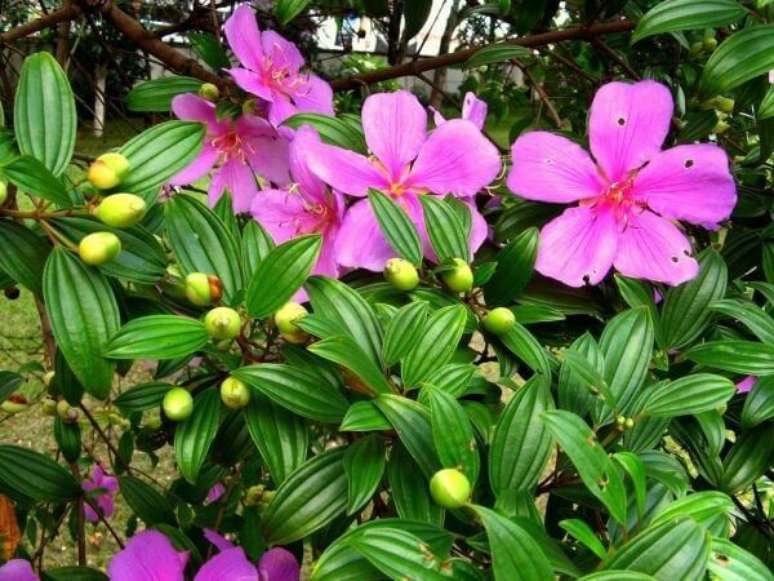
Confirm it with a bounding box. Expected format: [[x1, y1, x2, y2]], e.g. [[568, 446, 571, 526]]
[[79, 404, 134, 477], [67, 462, 87, 566]]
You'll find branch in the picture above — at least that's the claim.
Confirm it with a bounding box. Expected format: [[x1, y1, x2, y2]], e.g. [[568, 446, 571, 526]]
[[0, 4, 81, 45]]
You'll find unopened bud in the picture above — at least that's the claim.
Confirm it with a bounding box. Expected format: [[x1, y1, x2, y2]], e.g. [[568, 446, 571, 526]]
[[41, 397, 57, 416], [162, 387, 193, 422], [624, 418, 635, 429], [274, 302, 308, 335], [690, 41, 704, 55], [442, 258, 473, 293], [88, 153, 130, 190], [244, 484, 265, 506], [43, 371, 56, 387], [482, 307, 515, 335], [220, 377, 250, 410], [1, 395, 28, 414], [204, 307, 241, 340], [242, 99, 259, 115], [95, 193, 147, 228], [198, 83, 220, 101], [79, 232, 122, 266], [144, 408, 162, 430], [384, 258, 419, 291], [429, 468, 471, 509], [703, 36, 717, 51], [185, 272, 223, 306], [56, 399, 71, 420]]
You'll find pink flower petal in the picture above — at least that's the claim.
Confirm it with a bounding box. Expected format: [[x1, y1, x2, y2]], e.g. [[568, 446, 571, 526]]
[[613, 210, 698, 286], [250, 188, 312, 244], [334, 198, 397, 271], [589, 80, 673, 182], [172, 94, 222, 133], [229, 68, 274, 102], [224, 4, 264, 71], [430, 106, 446, 127], [258, 547, 300, 581], [108, 530, 189, 581], [168, 143, 219, 186], [268, 94, 299, 127], [289, 126, 326, 200], [0, 559, 38, 581], [194, 547, 257, 581], [292, 74, 334, 117], [462, 92, 487, 130], [210, 158, 257, 212], [261, 30, 305, 72], [247, 136, 291, 186], [631, 143, 736, 229], [737, 376, 757, 393], [463, 197, 489, 255], [407, 119, 501, 197], [507, 131, 604, 203], [362, 91, 427, 181], [315, 231, 341, 278], [304, 142, 387, 196], [535, 205, 619, 287]]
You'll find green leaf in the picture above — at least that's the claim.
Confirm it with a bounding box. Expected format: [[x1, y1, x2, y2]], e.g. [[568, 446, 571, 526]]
[[559, 519, 607, 560], [120, 121, 205, 193], [721, 423, 774, 493], [613, 451, 647, 519], [484, 227, 538, 306], [340, 401, 391, 432], [685, 340, 774, 375], [402, 305, 467, 388], [188, 33, 230, 71], [707, 537, 774, 581], [499, 322, 553, 377], [233, 364, 349, 423], [709, 298, 774, 344], [632, 0, 746, 44], [13, 52, 76, 176], [465, 44, 533, 68], [542, 410, 628, 523], [242, 221, 275, 279], [306, 276, 384, 366], [603, 519, 710, 578], [489, 376, 554, 494], [420, 196, 470, 263], [660, 250, 727, 349], [403, 0, 433, 40], [643, 373, 735, 417], [375, 394, 441, 478], [283, 113, 366, 153], [0, 445, 80, 501], [174, 389, 220, 483], [125, 76, 204, 112], [43, 249, 119, 399], [308, 336, 393, 395], [118, 475, 176, 525], [562, 348, 614, 407], [651, 491, 734, 528], [262, 448, 348, 544], [760, 85, 774, 120], [348, 527, 450, 580], [422, 363, 476, 397], [42, 567, 108, 581], [368, 189, 423, 265], [114, 382, 172, 414], [701, 25, 774, 96], [104, 315, 208, 360], [741, 376, 774, 429], [275, 0, 311, 24], [54, 416, 81, 463], [600, 307, 654, 415], [383, 301, 429, 366], [472, 505, 553, 581], [0, 371, 23, 404], [428, 388, 480, 483], [579, 573, 655, 580], [2, 155, 70, 207], [246, 235, 321, 317], [387, 444, 443, 525], [0, 219, 50, 295], [165, 194, 243, 303], [343, 434, 385, 515], [244, 394, 308, 485]]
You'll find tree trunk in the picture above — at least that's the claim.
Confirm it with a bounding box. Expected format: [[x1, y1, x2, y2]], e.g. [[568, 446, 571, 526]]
[[55, 1, 72, 69], [93, 64, 107, 138]]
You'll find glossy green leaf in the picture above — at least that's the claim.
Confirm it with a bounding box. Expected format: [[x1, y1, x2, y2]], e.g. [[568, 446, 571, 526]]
[[283, 113, 366, 152], [233, 364, 349, 423], [402, 305, 467, 388], [0, 445, 80, 501], [1, 155, 70, 206], [421, 195, 470, 263], [558, 332, 604, 417], [383, 301, 429, 366], [386, 443, 443, 525], [709, 298, 774, 344], [43, 248, 119, 399], [343, 434, 385, 515], [340, 401, 391, 432], [465, 44, 533, 68], [348, 527, 450, 580], [685, 340, 774, 375], [651, 491, 734, 528], [104, 315, 208, 360], [0, 219, 50, 295], [246, 235, 321, 317], [42, 566, 108, 581], [275, 0, 311, 24], [188, 33, 230, 71], [721, 423, 774, 493], [499, 322, 553, 377], [644, 373, 736, 417], [125, 76, 204, 112], [613, 451, 647, 519], [262, 448, 348, 544], [632, 0, 745, 44], [14, 52, 76, 176], [114, 382, 172, 414], [707, 537, 774, 581], [489, 376, 554, 494], [741, 376, 774, 428], [242, 220, 275, 279], [308, 336, 393, 395], [428, 388, 480, 484], [559, 519, 607, 560], [54, 416, 81, 463], [368, 189, 423, 265], [118, 475, 176, 525], [701, 25, 774, 95], [0, 371, 23, 404], [174, 389, 220, 483], [484, 227, 538, 306], [421, 363, 476, 398], [760, 85, 774, 120]]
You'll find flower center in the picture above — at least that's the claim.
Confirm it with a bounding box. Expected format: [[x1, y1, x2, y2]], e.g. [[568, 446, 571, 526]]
[[262, 58, 306, 95], [582, 175, 643, 225], [211, 131, 249, 163]]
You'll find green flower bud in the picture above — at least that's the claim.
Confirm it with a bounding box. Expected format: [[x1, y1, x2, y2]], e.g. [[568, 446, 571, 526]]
[[0, 180, 7, 206], [42, 397, 58, 416], [712, 119, 730, 135], [274, 302, 308, 335], [429, 468, 471, 509], [1, 395, 28, 414], [95, 193, 147, 228], [56, 399, 71, 420], [204, 307, 241, 340], [690, 41, 704, 55], [242, 99, 259, 115], [162, 387, 194, 421], [198, 82, 220, 101], [144, 408, 162, 430], [384, 258, 419, 291], [88, 153, 130, 190], [220, 377, 251, 410], [78, 232, 122, 265], [442, 258, 474, 293], [482, 307, 515, 335], [624, 418, 635, 429], [43, 370, 56, 387], [703, 36, 717, 51], [185, 272, 223, 306], [244, 484, 265, 506]]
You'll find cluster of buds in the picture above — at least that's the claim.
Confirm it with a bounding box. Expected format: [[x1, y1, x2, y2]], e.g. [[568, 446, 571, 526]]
[[615, 415, 636, 431]]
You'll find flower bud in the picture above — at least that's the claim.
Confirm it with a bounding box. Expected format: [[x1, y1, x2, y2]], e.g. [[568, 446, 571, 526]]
[[144, 408, 162, 430], [442, 258, 474, 293], [95, 193, 147, 228], [198, 83, 220, 101], [56, 399, 71, 420], [242, 99, 259, 115], [88, 153, 130, 190], [384, 258, 419, 291], [162, 387, 194, 421], [690, 41, 704, 55], [185, 272, 223, 306], [703, 96, 734, 114], [204, 307, 241, 340], [220, 377, 251, 410], [712, 119, 730, 135], [42, 397, 58, 416], [79, 232, 122, 265], [624, 418, 635, 429], [1, 395, 28, 414], [703, 36, 718, 51], [244, 484, 265, 506], [429, 468, 471, 509], [482, 307, 515, 335], [43, 370, 56, 387], [274, 302, 308, 335], [0, 180, 7, 206]]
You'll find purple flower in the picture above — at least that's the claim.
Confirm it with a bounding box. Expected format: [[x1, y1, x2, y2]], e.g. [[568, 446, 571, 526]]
[[305, 90, 501, 271], [205, 483, 226, 505], [169, 93, 291, 213], [82, 463, 118, 524], [224, 4, 334, 126], [107, 530, 189, 580], [195, 547, 299, 581], [432, 91, 488, 130], [737, 376, 757, 393], [251, 126, 345, 281], [507, 80, 736, 288], [0, 559, 37, 581]]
